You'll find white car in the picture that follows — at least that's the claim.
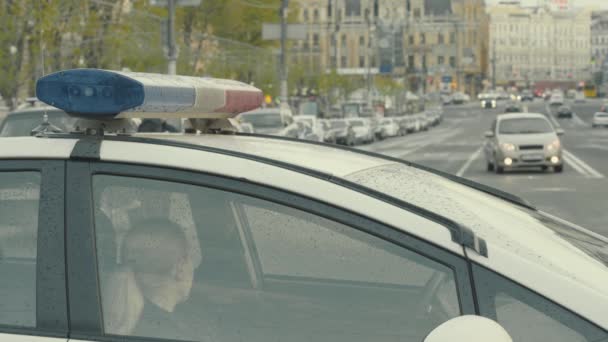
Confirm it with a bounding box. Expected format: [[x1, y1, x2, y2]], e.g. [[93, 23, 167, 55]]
[[549, 94, 564, 106], [378, 118, 400, 138], [4, 68, 607, 342], [575, 91, 586, 103], [346, 118, 374, 144], [237, 108, 298, 138], [592, 112, 608, 128], [294, 115, 324, 142]]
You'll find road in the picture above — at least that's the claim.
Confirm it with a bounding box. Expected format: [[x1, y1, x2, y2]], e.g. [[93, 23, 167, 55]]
[[360, 98, 608, 237]]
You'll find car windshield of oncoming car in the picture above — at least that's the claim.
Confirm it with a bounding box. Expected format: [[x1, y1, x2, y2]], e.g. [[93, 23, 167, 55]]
[[0, 110, 78, 137], [239, 113, 282, 129], [345, 163, 608, 278], [498, 118, 553, 134]]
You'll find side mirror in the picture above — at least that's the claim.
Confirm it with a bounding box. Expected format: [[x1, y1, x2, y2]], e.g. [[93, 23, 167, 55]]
[[556, 128, 565, 136], [484, 130, 494, 138], [424, 316, 513, 342]]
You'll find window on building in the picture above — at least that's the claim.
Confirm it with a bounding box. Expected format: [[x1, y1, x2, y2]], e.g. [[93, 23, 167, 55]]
[[450, 56, 456, 68], [303, 9, 309, 21], [341, 55, 348, 68], [408, 55, 415, 68], [420, 33, 426, 44], [359, 56, 365, 68], [313, 9, 319, 22], [450, 32, 456, 44], [437, 56, 445, 65], [359, 35, 365, 46], [409, 35, 414, 45], [438, 33, 444, 44], [413, 8, 421, 18], [422, 55, 427, 70], [313, 33, 319, 48], [341, 34, 347, 48], [345, 0, 361, 17]]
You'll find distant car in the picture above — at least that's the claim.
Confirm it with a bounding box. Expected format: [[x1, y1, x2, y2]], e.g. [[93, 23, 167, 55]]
[[496, 91, 509, 100], [548, 94, 564, 106], [484, 113, 564, 173], [480, 94, 497, 109], [574, 92, 586, 103], [237, 108, 298, 138], [592, 112, 608, 128], [378, 118, 400, 138], [441, 94, 452, 105], [599, 99, 608, 112], [294, 120, 322, 141], [556, 106, 573, 119], [347, 118, 374, 144], [328, 119, 356, 145], [319, 119, 338, 143], [0, 107, 78, 137], [520, 90, 534, 102], [452, 92, 468, 104], [504, 102, 522, 113], [566, 89, 577, 99], [294, 116, 325, 142]]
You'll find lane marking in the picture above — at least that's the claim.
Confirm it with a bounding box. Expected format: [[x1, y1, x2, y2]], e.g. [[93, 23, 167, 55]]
[[456, 146, 483, 177], [562, 149, 605, 179], [397, 129, 463, 158], [532, 187, 575, 192], [562, 154, 589, 177], [544, 104, 561, 128], [572, 114, 587, 127]]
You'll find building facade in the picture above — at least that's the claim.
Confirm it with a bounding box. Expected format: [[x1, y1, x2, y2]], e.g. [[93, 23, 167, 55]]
[[292, 0, 488, 95], [591, 11, 608, 75], [487, 2, 591, 86]]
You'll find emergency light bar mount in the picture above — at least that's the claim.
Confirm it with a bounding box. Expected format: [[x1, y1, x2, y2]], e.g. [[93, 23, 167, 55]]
[[35, 68, 264, 134]]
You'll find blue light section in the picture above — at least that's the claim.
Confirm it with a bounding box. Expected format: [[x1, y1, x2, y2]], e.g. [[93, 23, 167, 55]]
[[36, 69, 145, 117]]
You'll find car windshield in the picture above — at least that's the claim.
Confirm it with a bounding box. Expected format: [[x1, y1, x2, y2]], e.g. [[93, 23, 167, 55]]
[[0, 110, 77, 137], [239, 113, 282, 128], [296, 117, 313, 125], [350, 121, 364, 127], [342, 104, 360, 115], [498, 118, 553, 134]]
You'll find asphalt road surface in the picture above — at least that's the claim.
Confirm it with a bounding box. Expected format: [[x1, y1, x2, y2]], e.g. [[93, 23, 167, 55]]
[[361, 98, 608, 238]]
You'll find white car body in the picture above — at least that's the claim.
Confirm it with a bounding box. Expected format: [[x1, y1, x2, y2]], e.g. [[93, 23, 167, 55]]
[[2, 135, 608, 339], [592, 112, 608, 127], [346, 118, 374, 143], [549, 94, 564, 106], [294, 115, 325, 142], [378, 118, 400, 137]]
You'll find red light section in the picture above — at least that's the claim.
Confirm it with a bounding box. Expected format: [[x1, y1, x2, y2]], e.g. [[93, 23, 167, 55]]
[[214, 89, 263, 114]]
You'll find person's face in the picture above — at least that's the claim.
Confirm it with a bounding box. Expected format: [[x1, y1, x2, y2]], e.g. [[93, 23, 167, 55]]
[[174, 251, 195, 303]]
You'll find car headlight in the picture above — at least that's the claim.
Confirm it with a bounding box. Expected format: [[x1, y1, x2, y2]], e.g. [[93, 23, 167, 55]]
[[491, 100, 497, 105], [500, 142, 516, 151], [546, 139, 560, 151]]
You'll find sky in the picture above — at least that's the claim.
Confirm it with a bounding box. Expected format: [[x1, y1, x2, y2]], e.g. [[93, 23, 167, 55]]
[[484, 0, 608, 9]]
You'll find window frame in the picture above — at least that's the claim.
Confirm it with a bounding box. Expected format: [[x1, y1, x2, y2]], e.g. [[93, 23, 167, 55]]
[[65, 160, 476, 341], [472, 263, 608, 340], [0, 160, 67, 337]]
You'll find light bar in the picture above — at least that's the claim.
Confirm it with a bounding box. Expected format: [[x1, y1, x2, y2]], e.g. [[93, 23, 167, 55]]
[[36, 69, 263, 119]]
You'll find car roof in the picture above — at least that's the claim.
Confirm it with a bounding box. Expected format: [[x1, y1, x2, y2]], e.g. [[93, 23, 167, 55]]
[[7, 106, 65, 116], [2, 133, 608, 326], [496, 112, 547, 120]]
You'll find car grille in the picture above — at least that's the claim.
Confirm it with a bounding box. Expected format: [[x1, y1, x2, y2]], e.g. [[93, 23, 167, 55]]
[[519, 145, 543, 150]]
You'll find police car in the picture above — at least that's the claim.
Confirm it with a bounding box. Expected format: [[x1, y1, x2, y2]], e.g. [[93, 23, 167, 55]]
[[1, 69, 607, 342]]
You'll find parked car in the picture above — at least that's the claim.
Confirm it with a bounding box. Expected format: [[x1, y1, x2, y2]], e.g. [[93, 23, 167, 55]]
[[319, 119, 338, 143], [480, 94, 497, 109], [378, 118, 400, 138], [346, 118, 375, 144], [237, 122, 255, 133], [549, 94, 564, 107], [294, 120, 322, 142], [0, 106, 78, 137], [484, 113, 564, 173], [237, 108, 297, 138], [520, 90, 534, 102], [574, 91, 586, 103], [452, 92, 468, 104], [329, 119, 356, 145], [504, 102, 522, 113], [294, 116, 325, 142]]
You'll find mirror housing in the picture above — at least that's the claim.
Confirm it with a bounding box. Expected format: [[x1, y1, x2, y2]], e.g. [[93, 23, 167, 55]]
[[556, 128, 565, 136], [424, 316, 512, 342], [484, 130, 494, 138]]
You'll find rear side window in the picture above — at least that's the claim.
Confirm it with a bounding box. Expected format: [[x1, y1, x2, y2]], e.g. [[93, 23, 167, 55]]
[[473, 265, 608, 342], [0, 172, 40, 327]]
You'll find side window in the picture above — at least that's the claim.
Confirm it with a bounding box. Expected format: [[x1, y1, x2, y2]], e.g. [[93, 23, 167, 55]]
[[93, 174, 463, 342], [0, 172, 40, 327], [473, 264, 608, 342]]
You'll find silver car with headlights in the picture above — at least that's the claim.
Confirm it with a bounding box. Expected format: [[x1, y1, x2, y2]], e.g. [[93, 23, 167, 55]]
[[592, 112, 608, 128], [484, 113, 564, 173]]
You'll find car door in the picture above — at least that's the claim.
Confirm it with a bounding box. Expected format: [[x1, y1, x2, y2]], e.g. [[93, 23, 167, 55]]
[[0, 160, 67, 342], [66, 160, 475, 342]]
